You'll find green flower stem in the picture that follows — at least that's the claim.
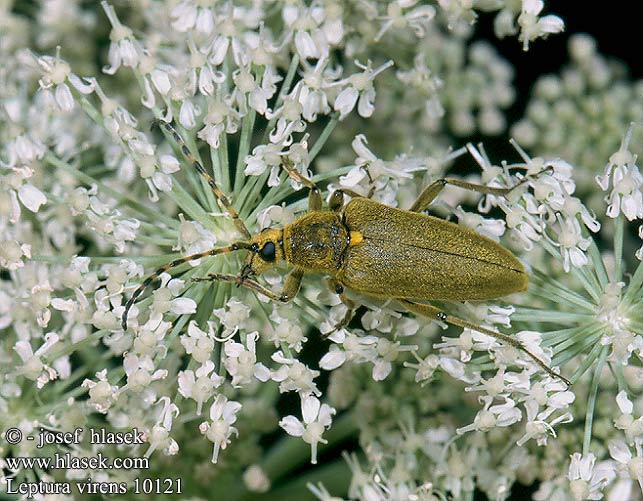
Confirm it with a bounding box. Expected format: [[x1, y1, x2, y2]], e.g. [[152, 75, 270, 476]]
[[540, 239, 601, 303], [259, 411, 358, 484], [613, 363, 626, 394], [512, 309, 592, 323], [51, 366, 94, 395], [553, 329, 604, 368], [48, 330, 108, 361], [309, 115, 339, 163], [132, 234, 176, 246], [218, 58, 232, 193], [587, 238, 609, 289], [97, 254, 181, 266], [541, 325, 590, 344], [76, 93, 105, 127], [29, 254, 77, 264], [220, 132, 232, 194], [237, 169, 272, 221], [45, 153, 177, 229], [296, 296, 327, 324], [161, 313, 191, 363], [575, 261, 603, 301], [549, 324, 602, 353], [583, 345, 608, 455], [530, 271, 596, 311], [570, 264, 601, 304], [623, 260, 643, 308], [169, 177, 217, 231], [137, 219, 177, 236], [468, 358, 495, 372], [235, 108, 257, 190], [613, 214, 624, 282]]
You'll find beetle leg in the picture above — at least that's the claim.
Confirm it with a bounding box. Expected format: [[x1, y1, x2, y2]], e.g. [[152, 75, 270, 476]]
[[328, 191, 344, 212], [281, 158, 323, 212], [336, 188, 371, 199], [152, 119, 251, 239], [193, 267, 304, 303], [408, 168, 553, 213], [281, 267, 305, 300], [328, 279, 355, 330], [399, 299, 570, 387]]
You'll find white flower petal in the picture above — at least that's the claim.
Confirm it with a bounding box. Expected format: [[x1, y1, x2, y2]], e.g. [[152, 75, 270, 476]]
[[18, 184, 47, 212], [302, 396, 321, 424], [51, 298, 75, 312], [170, 297, 197, 314], [279, 416, 305, 437], [319, 348, 345, 370], [254, 363, 271, 382], [608, 440, 631, 464], [616, 390, 633, 414]]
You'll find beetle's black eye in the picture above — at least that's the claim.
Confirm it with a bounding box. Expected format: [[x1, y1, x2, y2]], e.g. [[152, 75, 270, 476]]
[[260, 241, 276, 261]]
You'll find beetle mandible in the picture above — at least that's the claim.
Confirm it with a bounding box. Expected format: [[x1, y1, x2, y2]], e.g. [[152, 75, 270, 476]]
[[122, 120, 568, 386]]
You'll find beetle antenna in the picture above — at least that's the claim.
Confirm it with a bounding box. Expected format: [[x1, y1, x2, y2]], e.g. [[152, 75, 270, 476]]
[[122, 242, 251, 330], [151, 119, 252, 240]]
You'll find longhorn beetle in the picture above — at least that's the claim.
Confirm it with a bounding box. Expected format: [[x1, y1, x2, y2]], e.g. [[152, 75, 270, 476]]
[[122, 120, 569, 386]]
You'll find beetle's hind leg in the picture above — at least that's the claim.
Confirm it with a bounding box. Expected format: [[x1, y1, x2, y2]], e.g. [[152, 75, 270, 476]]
[[408, 167, 553, 213], [399, 299, 570, 387], [153, 119, 251, 239]]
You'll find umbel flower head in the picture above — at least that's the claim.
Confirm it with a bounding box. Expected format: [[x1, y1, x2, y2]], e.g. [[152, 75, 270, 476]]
[[3, 0, 643, 500]]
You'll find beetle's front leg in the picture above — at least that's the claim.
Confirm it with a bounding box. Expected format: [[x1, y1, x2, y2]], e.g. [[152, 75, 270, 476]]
[[281, 158, 323, 212], [194, 267, 304, 303], [328, 279, 355, 331], [398, 299, 570, 386], [409, 167, 553, 213]]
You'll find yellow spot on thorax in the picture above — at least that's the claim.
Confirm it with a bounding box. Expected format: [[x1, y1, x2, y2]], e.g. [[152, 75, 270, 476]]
[[349, 230, 363, 246]]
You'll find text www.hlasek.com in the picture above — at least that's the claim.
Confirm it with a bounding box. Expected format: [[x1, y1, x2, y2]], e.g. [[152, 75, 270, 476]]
[[5, 453, 149, 470]]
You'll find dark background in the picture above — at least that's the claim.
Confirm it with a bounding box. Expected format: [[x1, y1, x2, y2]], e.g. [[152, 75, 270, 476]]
[[478, 1, 641, 137]]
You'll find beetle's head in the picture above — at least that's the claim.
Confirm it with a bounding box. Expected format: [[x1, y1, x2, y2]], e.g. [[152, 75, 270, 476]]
[[241, 228, 284, 278]]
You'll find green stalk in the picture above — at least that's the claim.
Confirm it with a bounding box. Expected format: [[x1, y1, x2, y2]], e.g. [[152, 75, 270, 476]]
[[530, 270, 596, 311], [613, 214, 624, 283], [587, 237, 609, 289], [582, 344, 608, 454], [540, 239, 600, 303], [170, 177, 216, 231], [511, 309, 592, 323], [556, 333, 603, 370], [623, 259, 643, 308], [220, 128, 232, 194], [309, 115, 339, 163], [235, 108, 257, 190]]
